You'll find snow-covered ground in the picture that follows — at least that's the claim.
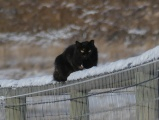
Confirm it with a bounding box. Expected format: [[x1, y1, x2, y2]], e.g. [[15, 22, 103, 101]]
[[0, 25, 79, 45], [128, 29, 148, 35], [0, 68, 52, 81]]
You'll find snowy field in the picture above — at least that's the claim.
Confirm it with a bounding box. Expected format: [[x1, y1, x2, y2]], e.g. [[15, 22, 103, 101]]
[[0, 25, 79, 45]]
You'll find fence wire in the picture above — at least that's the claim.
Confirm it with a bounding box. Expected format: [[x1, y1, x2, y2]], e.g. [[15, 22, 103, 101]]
[[0, 60, 159, 120]]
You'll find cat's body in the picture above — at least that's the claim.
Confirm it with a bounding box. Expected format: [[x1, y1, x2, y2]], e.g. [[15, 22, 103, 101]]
[[53, 40, 98, 82]]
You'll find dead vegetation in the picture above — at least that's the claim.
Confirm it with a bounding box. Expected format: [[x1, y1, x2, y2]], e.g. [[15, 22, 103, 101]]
[[0, 0, 159, 79]]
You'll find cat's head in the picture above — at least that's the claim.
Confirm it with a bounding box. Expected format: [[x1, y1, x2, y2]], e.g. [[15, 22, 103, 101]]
[[75, 40, 95, 59]]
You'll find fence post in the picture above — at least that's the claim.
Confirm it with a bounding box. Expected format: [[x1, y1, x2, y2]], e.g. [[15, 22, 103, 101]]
[[70, 90, 89, 120], [5, 97, 26, 120], [135, 72, 158, 120]]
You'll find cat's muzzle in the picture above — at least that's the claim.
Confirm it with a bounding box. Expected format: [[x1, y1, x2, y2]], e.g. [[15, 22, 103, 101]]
[[78, 64, 84, 70]]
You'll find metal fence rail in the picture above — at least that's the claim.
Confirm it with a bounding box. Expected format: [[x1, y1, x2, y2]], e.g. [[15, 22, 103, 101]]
[[0, 60, 159, 120]]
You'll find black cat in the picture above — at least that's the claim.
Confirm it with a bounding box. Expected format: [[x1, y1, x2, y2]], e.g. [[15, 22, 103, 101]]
[[53, 40, 98, 82]]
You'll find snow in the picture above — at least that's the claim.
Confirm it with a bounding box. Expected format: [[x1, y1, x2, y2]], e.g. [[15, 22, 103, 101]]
[[67, 45, 159, 80], [38, 3, 54, 9], [0, 45, 159, 88], [0, 25, 79, 44], [0, 69, 22, 80], [66, 3, 75, 8], [0, 75, 54, 88], [0, 96, 5, 100], [98, 53, 109, 59], [128, 29, 148, 35], [124, 39, 132, 47], [80, 10, 98, 18]]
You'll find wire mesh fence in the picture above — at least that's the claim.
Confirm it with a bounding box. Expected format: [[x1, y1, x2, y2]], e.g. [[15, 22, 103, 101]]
[[0, 60, 159, 120]]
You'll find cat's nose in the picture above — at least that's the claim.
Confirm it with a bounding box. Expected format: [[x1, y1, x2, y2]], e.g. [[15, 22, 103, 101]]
[[83, 55, 87, 59]]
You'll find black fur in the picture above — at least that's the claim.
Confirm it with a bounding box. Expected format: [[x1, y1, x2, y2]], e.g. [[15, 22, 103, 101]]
[[53, 40, 98, 82]]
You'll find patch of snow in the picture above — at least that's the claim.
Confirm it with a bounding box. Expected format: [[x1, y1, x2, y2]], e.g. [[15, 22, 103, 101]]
[[0, 75, 54, 88], [66, 3, 75, 8], [67, 45, 159, 80], [104, 6, 121, 12], [70, 25, 81, 30], [38, 3, 54, 9], [128, 29, 148, 35], [23, 57, 53, 65], [137, 3, 150, 9], [0, 79, 18, 88], [0, 96, 5, 100], [99, 53, 109, 59], [61, 2, 80, 10], [104, 20, 114, 25], [124, 39, 132, 47], [0, 69, 23, 80], [84, 18, 93, 23], [0, 25, 79, 45], [80, 10, 98, 18]]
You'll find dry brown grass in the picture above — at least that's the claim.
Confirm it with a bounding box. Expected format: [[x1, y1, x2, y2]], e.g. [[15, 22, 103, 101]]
[[0, 0, 159, 79], [0, 39, 158, 70]]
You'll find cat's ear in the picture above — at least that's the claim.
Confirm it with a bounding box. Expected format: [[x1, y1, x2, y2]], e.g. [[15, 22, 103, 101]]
[[75, 41, 81, 47], [89, 40, 94, 45]]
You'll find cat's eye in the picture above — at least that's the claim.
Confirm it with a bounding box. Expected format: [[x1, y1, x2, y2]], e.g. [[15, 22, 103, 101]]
[[81, 50, 84, 53], [88, 50, 92, 53]]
